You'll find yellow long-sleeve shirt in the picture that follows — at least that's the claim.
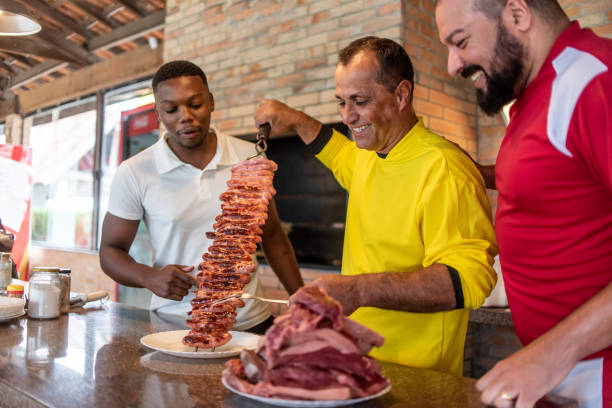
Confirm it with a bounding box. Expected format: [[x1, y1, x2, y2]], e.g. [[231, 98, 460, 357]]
[[315, 119, 498, 375]]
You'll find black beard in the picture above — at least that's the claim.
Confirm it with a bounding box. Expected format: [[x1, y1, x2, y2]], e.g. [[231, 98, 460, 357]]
[[462, 24, 524, 115]]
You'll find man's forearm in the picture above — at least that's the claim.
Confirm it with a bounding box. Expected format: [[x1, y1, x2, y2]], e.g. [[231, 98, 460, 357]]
[[535, 281, 612, 365], [356, 264, 457, 313], [266, 248, 303, 295], [480, 164, 496, 190], [99, 245, 152, 288], [291, 110, 323, 146]]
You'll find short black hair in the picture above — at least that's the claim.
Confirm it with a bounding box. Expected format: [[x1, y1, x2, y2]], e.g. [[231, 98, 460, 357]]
[[436, 0, 567, 23], [473, 0, 566, 21], [338, 36, 414, 94], [152, 60, 208, 92]]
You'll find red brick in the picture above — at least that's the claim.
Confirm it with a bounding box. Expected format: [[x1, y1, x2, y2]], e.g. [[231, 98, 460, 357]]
[[298, 57, 327, 70], [311, 10, 328, 24], [241, 71, 266, 84], [378, 2, 400, 15], [260, 3, 282, 16], [564, 5, 580, 17], [414, 99, 443, 118], [202, 5, 222, 19], [276, 73, 305, 87], [421, 0, 436, 15], [444, 108, 476, 127], [217, 119, 241, 131], [420, 23, 438, 40], [417, 74, 443, 91], [404, 17, 419, 32], [581, 0, 611, 14], [413, 85, 428, 100], [204, 13, 226, 25], [364, 15, 400, 33], [593, 24, 612, 36]]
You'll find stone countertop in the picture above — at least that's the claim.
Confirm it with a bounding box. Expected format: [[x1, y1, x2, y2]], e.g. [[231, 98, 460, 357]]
[[0, 301, 486, 408], [469, 307, 514, 327]]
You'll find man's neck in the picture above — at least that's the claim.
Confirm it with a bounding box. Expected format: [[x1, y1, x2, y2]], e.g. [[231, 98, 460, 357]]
[[377, 112, 419, 155], [168, 130, 218, 170], [524, 17, 571, 87]]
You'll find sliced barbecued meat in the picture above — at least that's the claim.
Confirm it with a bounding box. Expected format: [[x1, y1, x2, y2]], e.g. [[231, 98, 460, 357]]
[[222, 286, 390, 401], [183, 157, 278, 349]]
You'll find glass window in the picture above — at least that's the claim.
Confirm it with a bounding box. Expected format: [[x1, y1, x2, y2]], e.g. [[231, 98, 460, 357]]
[[98, 81, 155, 241], [27, 97, 96, 249], [24, 79, 155, 252]]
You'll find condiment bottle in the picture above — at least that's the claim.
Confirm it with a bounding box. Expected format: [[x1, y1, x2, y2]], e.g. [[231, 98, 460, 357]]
[[6, 284, 24, 299], [0, 252, 12, 293], [58, 268, 71, 314], [28, 270, 61, 319]]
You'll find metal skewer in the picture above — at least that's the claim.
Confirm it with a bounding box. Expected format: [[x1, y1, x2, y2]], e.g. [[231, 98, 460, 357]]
[[210, 291, 289, 307], [247, 123, 271, 159]]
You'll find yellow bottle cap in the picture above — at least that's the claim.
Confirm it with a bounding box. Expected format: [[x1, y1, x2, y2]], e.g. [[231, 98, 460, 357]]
[[6, 284, 24, 293]]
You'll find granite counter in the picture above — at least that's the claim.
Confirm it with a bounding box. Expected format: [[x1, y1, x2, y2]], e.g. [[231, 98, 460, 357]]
[[0, 301, 486, 408]]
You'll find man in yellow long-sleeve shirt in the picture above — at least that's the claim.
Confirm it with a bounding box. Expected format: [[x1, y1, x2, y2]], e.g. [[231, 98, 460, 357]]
[[255, 36, 498, 375]]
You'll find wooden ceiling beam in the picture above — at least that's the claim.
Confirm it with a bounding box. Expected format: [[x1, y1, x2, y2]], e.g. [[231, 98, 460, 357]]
[[116, 0, 147, 18], [6, 53, 35, 68], [8, 10, 165, 90], [0, 37, 83, 64], [36, 27, 99, 66], [8, 61, 70, 90], [69, 0, 120, 29], [0, 61, 15, 75], [15, 0, 93, 40], [87, 10, 165, 51]]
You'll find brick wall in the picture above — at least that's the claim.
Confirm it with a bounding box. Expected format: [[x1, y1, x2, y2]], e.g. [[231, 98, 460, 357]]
[[164, 0, 403, 137], [163, 0, 482, 155]]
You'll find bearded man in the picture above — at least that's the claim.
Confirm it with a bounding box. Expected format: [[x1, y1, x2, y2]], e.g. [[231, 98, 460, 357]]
[[436, 1, 612, 407]]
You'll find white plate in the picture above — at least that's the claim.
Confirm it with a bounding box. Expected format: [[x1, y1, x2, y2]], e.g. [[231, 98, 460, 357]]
[[140, 329, 261, 358], [222, 377, 392, 407], [0, 310, 25, 322]]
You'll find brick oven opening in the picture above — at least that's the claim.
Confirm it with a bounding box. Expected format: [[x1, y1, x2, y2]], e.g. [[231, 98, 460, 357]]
[[240, 123, 349, 268]]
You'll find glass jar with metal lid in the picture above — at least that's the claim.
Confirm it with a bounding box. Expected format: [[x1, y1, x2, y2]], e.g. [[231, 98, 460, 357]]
[[28, 268, 61, 319]]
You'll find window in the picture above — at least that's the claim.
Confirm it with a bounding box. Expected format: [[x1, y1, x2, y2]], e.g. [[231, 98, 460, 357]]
[[25, 80, 154, 251], [27, 97, 97, 249]]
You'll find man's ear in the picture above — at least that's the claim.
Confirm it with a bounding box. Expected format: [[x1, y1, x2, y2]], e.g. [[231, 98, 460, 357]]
[[502, 0, 532, 33], [396, 80, 413, 112], [209, 92, 215, 112]]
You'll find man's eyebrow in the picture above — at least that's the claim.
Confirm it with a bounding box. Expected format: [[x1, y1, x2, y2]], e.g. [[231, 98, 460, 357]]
[[445, 28, 464, 44]]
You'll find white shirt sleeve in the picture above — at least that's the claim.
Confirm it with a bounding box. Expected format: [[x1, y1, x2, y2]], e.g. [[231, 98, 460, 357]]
[[107, 162, 144, 221]]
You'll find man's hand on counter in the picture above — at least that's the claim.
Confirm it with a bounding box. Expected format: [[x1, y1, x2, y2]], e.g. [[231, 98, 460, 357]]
[[146, 265, 197, 301], [476, 335, 574, 408]]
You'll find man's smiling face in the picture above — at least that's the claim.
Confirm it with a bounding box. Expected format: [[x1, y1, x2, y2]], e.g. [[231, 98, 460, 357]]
[[436, 0, 525, 115]]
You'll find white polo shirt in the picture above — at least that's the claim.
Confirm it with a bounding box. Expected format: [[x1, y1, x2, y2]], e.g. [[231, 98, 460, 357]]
[[107, 126, 271, 330]]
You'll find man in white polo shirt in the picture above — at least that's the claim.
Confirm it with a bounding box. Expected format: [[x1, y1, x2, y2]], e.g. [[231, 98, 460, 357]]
[[99, 60, 303, 333]]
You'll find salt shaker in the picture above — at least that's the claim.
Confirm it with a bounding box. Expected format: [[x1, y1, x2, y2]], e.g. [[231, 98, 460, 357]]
[[28, 270, 61, 319]]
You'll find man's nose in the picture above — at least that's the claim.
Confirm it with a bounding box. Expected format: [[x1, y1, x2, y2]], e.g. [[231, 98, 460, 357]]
[[341, 104, 358, 124], [447, 49, 464, 77], [178, 106, 193, 122]]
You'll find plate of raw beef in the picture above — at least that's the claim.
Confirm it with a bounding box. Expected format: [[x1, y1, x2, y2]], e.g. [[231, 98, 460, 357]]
[[222, 286, 392, 406]]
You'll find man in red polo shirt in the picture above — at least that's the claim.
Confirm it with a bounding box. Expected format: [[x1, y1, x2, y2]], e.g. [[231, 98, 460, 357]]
[[436, 0, 612, 407]]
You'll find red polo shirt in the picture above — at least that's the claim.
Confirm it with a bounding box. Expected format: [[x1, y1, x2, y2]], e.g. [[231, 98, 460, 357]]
[[496, 22, 612, 357]]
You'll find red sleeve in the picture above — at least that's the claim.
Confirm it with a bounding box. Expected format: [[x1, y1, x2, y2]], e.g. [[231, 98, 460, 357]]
[[569, 71, 612, 193]]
